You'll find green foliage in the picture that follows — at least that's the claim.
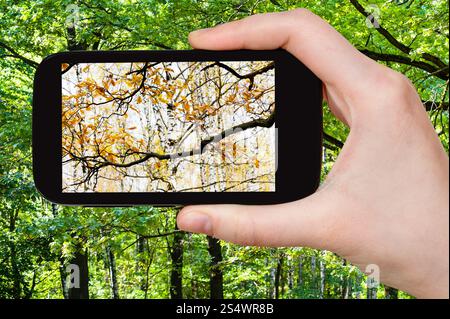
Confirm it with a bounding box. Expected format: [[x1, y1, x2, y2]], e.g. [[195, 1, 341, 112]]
[[0, 0, 446, 299]]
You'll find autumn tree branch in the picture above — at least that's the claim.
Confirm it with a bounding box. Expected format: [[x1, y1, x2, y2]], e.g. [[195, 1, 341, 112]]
[[72, 111, 275, 169], [202, 61, 275, 89], [176, 173, 274, 192]]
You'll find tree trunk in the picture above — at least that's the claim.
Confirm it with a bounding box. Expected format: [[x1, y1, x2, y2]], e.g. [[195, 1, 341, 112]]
[[10, 243, 21, 299], [366, 280, 377, 299], [207, 236, 224, 299], [67, 246, 89, 299], [287, 258, 293, 290], [106, 245, 119, 299], [311, 255, 316, 292], [52, 204, 69, 299], [269, 266, 276, 299], [59, 264, 69, 299], [274, 253, 284, 299], [297, 255, 303, 286], [319, 255, 326, 299], [136, 235, 149, 294], [343, 278, 352, 299], [384, 286, 398, 299], [169, 221, 184, 299]]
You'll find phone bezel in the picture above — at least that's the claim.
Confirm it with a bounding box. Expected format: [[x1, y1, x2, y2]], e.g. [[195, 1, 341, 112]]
[[33, 50, 322, 206]]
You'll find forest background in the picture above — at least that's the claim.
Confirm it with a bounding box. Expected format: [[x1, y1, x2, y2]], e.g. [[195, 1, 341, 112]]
[[0, 0, 448, 299]]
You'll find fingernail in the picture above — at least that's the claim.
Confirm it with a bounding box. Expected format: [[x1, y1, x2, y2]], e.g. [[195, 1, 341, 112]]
[[178, 212, 212, 235]]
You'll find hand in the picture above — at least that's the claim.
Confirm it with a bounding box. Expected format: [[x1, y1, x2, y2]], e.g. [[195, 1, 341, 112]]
[[177, 9, 449, 298]]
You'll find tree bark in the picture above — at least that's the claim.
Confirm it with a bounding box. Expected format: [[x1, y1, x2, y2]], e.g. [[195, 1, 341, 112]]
[[169, 220, 184, 299], [10, 242, 21, 299], [384, 286, 398, 299], [297, 255, 303, 286], [340, 259, 352, 299], [67, 246, 89, 299], [106, 244, 119, 299], [51, 204, 69, 299], [274, 253, 284, 299], [311, 255, 317, 292], [287, 258, 293, 290], [366, 279, 377, 299], [319, 255, 326, 299], [207, 236, 224, 299], [136, 235, 148, 294]]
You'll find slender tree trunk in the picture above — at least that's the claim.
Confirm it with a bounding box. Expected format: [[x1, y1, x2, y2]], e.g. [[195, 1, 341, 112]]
[[274, 253, 284, 299], [366, 279, 377, 299], [355, 273, 362, 299], [340, 259, 352, 299], [10, 243, 21, 299], [319, 254, 326, 299], [297, 255, 303, 286], [170, 219, 184, 299], [60, 24, 90, 301], [384, 286, 398, 299], [207, 236, 224, 299], [136, 235, 149, 294], [67, 246, 89, 299], [280, 265, 286, 298], [288, 258, 294, 290], [269, 268, 276, 299], [106, 245, 119, 299], [52, 204, 69, 299], [59, 264, 69, 299], [341, 276, 350, 299], [311, 255, 317, 292]]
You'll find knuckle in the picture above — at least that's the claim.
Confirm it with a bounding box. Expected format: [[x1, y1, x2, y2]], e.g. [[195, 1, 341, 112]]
[[358, 67, 421, 121], [376, 69, 416, 104], [383, 70, 413, 94]]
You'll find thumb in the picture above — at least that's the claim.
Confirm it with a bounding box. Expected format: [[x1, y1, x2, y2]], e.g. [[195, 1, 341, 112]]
[[177, 189, 341, 249]]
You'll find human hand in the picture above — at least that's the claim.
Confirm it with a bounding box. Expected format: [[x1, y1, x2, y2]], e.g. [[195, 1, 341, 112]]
[[177, 9, 449, 298]]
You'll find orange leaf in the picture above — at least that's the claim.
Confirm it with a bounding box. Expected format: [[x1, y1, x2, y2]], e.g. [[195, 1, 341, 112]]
[[221, 149, 226, 161]]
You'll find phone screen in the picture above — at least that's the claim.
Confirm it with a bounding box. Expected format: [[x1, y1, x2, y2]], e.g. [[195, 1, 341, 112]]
[[61, 61, 276, 193]]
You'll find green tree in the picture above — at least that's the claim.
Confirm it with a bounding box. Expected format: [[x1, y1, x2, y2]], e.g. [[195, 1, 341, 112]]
[[0, 0, 447, 299]]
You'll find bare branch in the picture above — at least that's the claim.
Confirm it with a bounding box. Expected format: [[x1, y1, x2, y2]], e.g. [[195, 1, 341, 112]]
[[360, 49, 449, 80], [350, 0, 448, 72], [323, 131, 344, 149], [0, 41, 38, 68]]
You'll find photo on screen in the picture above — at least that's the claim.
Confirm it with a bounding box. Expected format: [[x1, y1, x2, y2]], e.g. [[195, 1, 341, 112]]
[[62, 61, 276, 192]]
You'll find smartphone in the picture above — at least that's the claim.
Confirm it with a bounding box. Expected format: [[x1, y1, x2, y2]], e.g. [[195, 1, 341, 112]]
[[33, 50, 322, 206]]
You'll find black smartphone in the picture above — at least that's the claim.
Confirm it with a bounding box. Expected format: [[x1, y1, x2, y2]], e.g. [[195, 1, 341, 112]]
[[33, 50, 322, 206]]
